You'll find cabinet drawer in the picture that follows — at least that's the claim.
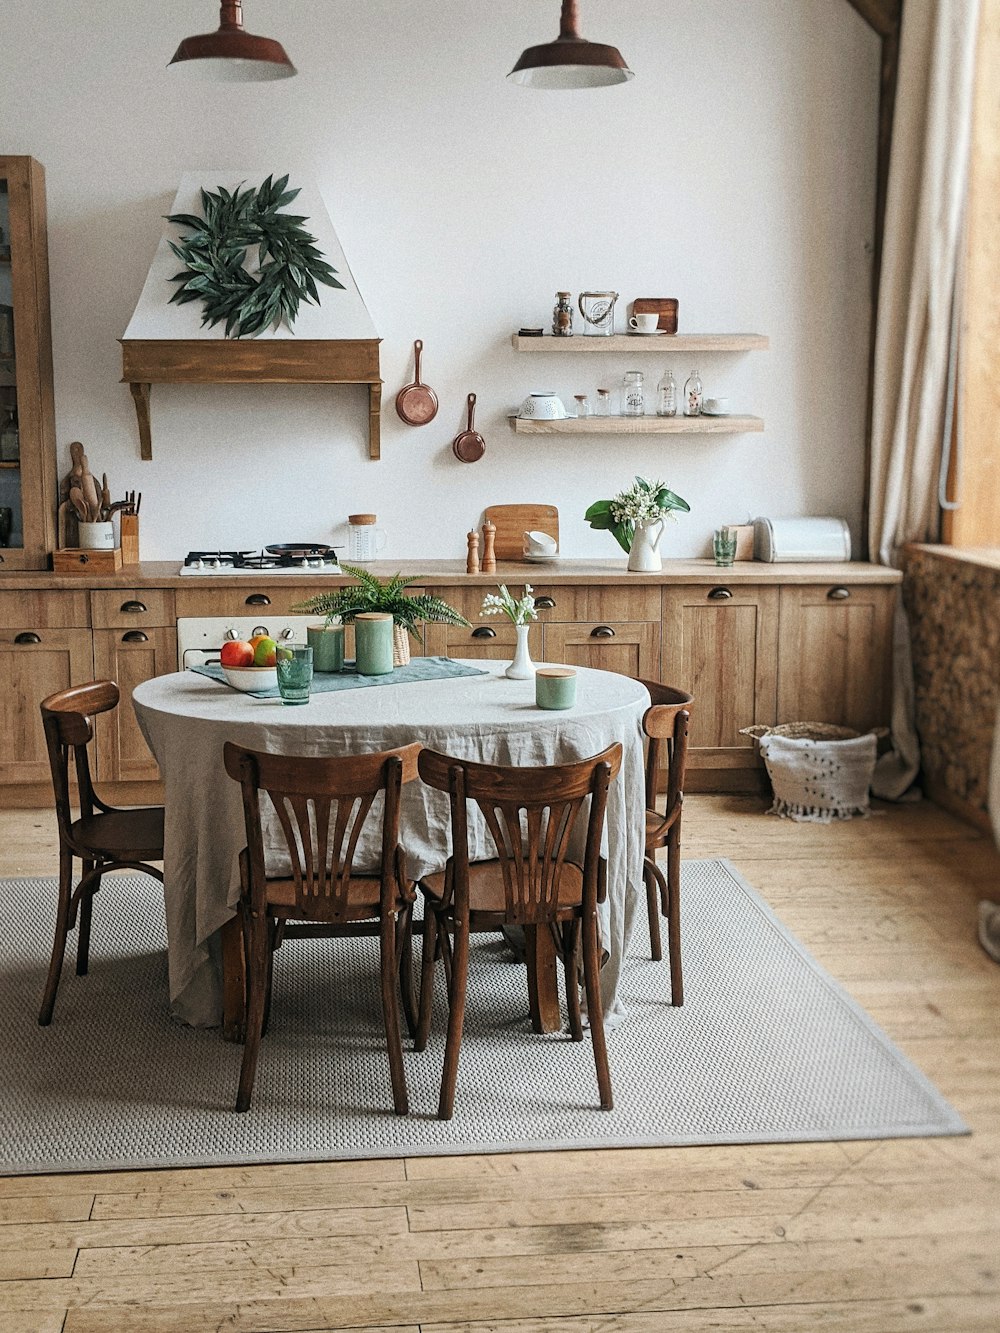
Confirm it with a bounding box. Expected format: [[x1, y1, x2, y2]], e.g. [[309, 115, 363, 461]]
[[0, 589, 91, 628], [174, 585, 341, 618], [91, 588, 176, 629], [433, 584, 660, 624], [426, 621, 526, 661], [544, 621, 659, 678]]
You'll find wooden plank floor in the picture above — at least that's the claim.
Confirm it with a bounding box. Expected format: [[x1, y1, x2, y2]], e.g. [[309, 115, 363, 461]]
[[1, 796, 999, 1332]]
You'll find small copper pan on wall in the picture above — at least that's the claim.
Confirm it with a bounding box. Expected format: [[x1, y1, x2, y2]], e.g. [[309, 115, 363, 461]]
[[452, 394, 486, 463], [395, 340, 439, 426]]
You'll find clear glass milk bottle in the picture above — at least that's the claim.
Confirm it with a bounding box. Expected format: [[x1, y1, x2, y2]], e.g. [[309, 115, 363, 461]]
[[657, 369, 677, 417], [622, 370, 645, 417], [683, 369, 703, 417]]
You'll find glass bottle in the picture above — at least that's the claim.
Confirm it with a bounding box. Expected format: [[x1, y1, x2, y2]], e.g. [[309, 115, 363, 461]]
[[683, 369, 703, 417], [552, 291, 573, 337], [657, 369, 677, 417], [622, 370, 645, 417], [596, 388, 612, 417], [573, 394, 593, 418]]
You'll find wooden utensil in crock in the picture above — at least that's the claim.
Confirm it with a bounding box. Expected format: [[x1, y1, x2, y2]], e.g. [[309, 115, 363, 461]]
[[452, 393, 486, 462], [395, 339, 439, 425]]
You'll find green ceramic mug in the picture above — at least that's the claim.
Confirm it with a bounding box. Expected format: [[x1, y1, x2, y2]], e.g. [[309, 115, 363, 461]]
[[536, 666, 577, 710]]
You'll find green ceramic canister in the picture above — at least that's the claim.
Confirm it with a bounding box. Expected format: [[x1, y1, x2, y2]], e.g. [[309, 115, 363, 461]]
[[535, 666, 577, 710], [307, 622, 345, 673], [354, 612, 395, 676]]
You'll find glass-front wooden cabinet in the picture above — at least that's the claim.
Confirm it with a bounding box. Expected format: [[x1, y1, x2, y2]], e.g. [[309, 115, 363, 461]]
[[0, 156, 56, 570]]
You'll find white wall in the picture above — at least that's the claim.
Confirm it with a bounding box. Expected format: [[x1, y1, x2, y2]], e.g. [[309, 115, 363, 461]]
[[1, 0, 879, 562]]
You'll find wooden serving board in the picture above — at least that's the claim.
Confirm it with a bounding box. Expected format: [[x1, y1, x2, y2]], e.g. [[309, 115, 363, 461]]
[[484, 504, 559, 561], [632, 297, 679, 333]]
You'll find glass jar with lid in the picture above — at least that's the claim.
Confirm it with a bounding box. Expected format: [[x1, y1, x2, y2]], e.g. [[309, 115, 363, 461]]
[[552, 291, 573, 337], [622, 370, 645, 417], [348, 513, 388, 562], [596, 388, 612, 417], [573, 394, 593, 418]]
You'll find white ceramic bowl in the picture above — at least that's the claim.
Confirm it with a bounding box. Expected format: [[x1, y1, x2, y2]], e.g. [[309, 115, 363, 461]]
[[518, 392, 568, 421], [222, 664, 278, 692]]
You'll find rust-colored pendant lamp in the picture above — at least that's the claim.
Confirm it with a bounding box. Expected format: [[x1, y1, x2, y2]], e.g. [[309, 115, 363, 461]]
[[169, 1, 296, 81], [507, 0, 633, 89]]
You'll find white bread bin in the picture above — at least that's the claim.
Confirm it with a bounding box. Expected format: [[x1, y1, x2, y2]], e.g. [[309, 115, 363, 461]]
[[753, 516, 851, 562]]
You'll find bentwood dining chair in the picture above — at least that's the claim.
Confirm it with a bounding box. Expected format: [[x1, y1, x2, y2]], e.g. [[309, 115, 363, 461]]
[[223, 741, 422, 1114], [414, 743, 622, 1120], [38, 681, 165, 1025], [638, 681, 694, 1005]]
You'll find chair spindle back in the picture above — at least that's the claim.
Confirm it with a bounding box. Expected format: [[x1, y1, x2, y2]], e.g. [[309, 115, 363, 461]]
[[39, 681, 121, 834]]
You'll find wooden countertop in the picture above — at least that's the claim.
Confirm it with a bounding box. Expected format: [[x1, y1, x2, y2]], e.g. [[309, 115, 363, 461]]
[[906, 544, 1000, 572], [0, 558, 902, 591]]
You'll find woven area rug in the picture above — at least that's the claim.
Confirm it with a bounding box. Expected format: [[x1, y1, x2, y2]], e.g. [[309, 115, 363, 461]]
[[0, 860, 965, 1175]]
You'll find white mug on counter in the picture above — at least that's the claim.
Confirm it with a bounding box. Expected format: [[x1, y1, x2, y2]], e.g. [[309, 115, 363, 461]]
[[628, 313, 660, 333], [523, 530, 558, 558]]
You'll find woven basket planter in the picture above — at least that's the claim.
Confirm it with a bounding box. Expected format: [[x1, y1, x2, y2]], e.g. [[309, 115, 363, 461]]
[[740, 722, 886, 823], [392, 623, 411, 668]]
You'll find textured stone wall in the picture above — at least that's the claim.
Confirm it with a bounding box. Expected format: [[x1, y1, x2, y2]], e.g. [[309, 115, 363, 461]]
[[905, 549, 1000, 820]]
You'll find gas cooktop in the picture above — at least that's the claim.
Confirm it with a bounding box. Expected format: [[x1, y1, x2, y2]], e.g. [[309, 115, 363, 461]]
[[179, 548, 344, 576]]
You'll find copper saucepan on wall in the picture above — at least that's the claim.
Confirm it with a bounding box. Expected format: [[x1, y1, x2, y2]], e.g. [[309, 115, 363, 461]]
[[452, 393, 486, 462], [395, 339, 439, 425]]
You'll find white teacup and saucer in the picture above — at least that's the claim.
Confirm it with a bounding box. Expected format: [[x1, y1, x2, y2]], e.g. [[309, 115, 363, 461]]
[[522, 530, 559, 563]]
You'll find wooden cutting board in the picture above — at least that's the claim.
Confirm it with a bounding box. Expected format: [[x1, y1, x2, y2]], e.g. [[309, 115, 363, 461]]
[[484, 505, 560, 561]]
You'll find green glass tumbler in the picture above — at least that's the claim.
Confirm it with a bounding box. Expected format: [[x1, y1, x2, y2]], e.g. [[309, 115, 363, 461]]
[[276, 644, 314, 705], [713, 526, 738, 567], [354, 612, 394, 676]]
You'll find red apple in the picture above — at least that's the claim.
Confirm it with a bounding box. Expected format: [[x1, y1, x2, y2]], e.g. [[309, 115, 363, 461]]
[[220, 640, 254, 667]]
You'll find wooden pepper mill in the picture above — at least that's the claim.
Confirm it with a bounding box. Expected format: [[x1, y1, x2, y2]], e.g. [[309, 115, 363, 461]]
[[466, 529, 480, 574], [481, 519, 497, 574]]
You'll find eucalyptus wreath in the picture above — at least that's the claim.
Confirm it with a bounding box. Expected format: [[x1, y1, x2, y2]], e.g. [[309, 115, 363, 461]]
[[166, 175, 344, 339]]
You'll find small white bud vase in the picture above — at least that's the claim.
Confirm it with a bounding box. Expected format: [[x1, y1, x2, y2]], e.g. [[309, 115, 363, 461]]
[[627, 518, 665, 572], [505, 623, 535, 679]]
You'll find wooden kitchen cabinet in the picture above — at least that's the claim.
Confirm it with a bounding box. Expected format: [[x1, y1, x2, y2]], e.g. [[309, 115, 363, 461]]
[[93, 627, 176, 782], [661, 584, 779, 779], [0, 157, 57, 571], [425, 620, 528, 662], [0, 627, 93, 783], [776, 584, 895, 733]]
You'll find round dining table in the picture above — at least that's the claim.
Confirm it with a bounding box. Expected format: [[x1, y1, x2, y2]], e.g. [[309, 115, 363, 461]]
[[133, 659, 649, 1034]]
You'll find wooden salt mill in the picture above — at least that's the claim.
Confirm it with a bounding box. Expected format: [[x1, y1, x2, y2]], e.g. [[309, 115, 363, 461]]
[[481, 519, 497, 574], [466, 529, 480, 574]]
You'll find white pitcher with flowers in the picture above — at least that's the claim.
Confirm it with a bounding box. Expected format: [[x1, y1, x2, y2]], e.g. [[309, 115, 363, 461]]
[[585, 476, 690, 572]]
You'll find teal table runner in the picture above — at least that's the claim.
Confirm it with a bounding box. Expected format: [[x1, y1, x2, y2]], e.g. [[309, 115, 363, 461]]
[[191, 656, 487, 699]]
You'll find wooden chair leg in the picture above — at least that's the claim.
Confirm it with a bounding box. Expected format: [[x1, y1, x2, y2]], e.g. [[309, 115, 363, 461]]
[[583, 911, 613, 1111], [563, 919, 583, 1042], [397, 905, 418, 1039], [643, 857, 663, 961], [75, 860, 100, 976], [235, 913, 270, 1113], [438, 918, 469, 1121], [666, 826, 683, 1007], [260, 920, 277, 1039], [38, 848, 74, 1026], [379, 914, 409, 1115], [415, 907, 438, 1053]]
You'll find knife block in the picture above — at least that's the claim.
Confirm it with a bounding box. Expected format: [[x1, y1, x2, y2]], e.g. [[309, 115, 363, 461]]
[[120, 514, 140, 565]]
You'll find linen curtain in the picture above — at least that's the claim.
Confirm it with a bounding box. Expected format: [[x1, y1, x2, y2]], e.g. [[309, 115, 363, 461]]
[[867, 0, 981, 799]]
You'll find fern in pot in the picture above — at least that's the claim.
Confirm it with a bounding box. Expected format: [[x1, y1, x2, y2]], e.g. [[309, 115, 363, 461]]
[[292, 565, 469, 667]]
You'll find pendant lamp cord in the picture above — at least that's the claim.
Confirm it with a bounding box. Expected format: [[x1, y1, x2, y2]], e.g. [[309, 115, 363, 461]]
[[560, 0, 581, 40]]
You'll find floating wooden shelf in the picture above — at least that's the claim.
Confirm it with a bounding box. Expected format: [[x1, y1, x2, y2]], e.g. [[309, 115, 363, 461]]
[[511, 333, 769, 353], [508, 414, 764, 435], [120, 338, 383, 462]]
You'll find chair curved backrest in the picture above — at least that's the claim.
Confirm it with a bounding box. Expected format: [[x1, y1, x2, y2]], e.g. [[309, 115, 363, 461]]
[[39, 680, 121, 835], [636, 680, 693, 814], [417, 744, 622, 925], [223, 741, 422, 921]]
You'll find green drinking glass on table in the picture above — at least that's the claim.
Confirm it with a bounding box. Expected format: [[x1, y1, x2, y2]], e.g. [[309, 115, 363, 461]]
[[276, 644, 314, 704]]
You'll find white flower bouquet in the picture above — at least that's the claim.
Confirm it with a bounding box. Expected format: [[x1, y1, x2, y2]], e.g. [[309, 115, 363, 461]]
[[481, 584, 538, 626], [585, 476, 690, 553]]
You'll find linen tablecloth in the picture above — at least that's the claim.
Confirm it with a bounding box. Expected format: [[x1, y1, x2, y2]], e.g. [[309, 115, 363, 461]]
[[133, 661, 649, 1027]]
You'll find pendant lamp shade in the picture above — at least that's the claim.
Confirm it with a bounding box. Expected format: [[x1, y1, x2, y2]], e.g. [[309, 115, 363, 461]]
[[507, 0, 633, 89], [169, 1, 296, 81]]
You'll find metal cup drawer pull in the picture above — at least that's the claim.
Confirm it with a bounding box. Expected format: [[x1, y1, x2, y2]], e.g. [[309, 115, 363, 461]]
[[471, 626, 497, 639], [591, 625, 616, 639], [827, 586, 851, 601], [14, 631, 41, 644], [534, 596, 556, 610], [120, 599, 147, 614], [245, 593, 271, 607], [708, 587, 733, 601], [122, 631, 149, 644]]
